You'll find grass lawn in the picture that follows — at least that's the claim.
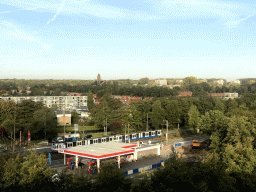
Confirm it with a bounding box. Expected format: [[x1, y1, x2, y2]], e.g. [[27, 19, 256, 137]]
[[55, 125, 100, 133]]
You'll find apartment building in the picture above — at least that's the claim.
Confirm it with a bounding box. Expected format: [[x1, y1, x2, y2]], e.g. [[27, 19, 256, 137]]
[[230, 80, 241, 85], [155, 79, 167, 86], [0, 96, 87, 111], [209, 93, 238, 99], [214, 79, 224, 85]]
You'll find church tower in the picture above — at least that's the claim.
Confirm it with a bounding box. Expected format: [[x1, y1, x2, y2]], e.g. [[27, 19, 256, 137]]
[[97, 74, 101, 85]]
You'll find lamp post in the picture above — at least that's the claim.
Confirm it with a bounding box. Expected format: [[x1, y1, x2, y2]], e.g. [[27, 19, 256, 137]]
[[106, 116, 107, 136], [44, 111, 46, 140], [128, 124, 130, 143], [162, 120, 169, 141], [146, 113, 148, 131]]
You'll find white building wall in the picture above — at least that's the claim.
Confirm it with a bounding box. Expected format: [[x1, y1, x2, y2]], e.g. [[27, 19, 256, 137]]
[[0, 96, 87, 110]]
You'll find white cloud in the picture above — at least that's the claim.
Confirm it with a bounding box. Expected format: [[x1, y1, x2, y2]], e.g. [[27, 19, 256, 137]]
[[47, 0, 66, 24]]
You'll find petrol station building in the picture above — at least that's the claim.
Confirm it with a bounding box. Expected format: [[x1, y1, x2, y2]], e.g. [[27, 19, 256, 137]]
[[57, 141, 160, 173]]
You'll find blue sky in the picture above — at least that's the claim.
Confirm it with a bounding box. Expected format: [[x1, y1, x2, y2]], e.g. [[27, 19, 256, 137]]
[[0, 0, 256, 81]]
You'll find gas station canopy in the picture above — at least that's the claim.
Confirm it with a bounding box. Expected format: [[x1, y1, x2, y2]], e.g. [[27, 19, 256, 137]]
[[58, 142, 137, 160]]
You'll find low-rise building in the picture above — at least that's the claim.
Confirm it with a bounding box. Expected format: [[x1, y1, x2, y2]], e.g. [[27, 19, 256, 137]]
[[55, 110, 71, 125], [113, 95, 143, 105], [178, 92, 192, 97], [209, 92, 238, 99]]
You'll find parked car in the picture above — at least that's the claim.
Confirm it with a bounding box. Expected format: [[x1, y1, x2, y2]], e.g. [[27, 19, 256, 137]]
[[48, 138, 57, 143], [109, 132, 116, 136], [84, 135, 93, 139], [0, 144, 7, 152], [57, 137, 64, 142]]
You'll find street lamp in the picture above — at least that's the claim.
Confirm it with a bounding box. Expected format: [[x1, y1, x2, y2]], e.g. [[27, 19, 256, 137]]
[[162, 120, 169, 141]]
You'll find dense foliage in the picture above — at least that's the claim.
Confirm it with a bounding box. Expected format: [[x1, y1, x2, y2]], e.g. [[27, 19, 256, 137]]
[[0, 100, 57, 140]]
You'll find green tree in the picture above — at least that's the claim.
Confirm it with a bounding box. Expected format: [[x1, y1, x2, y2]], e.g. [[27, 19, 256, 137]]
[[138, 77, 149, 85], [150, 100, 165, 129], [93, 163, 131, 192], [188, 105, 200, 132], [221, 116, 256, 174], [71, 111, 79, 124], [164, 100, 182, 128], [181, 76, 199, 90], [87, 90, 95, 111], [197, 110, 230, 135], [2, 155, 22, 189]]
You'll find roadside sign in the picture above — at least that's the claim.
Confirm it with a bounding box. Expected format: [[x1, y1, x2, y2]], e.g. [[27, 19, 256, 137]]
[[74, 124, 78, 131]]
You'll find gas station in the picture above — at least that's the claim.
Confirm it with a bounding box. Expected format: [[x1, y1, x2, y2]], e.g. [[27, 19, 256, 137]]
[[57, 142, 139, 173]]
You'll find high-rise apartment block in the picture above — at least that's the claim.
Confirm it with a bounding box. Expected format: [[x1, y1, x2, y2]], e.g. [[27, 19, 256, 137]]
[[0, 96, 87, 111]]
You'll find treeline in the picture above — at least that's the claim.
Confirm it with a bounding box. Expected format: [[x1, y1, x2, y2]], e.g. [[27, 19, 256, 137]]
[[1, 151, 256, 192], [90, 93, 256, 132], [2, 77, 256, 98], [0, 100, 57, 140]]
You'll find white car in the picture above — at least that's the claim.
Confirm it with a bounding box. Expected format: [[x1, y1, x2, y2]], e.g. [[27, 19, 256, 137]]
[[57, 137, 64, 142], [0, 144, 7, 152]]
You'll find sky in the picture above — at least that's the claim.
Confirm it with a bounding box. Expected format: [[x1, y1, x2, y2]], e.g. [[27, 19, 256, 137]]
[[0, 0, 256, 81]]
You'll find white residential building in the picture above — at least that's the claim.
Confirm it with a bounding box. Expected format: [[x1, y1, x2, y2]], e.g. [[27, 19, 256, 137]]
[[0, 96, 87, 111], [234, 80, 241, 84], [214, 79, 224, 85], [155, 79, 167, 86]]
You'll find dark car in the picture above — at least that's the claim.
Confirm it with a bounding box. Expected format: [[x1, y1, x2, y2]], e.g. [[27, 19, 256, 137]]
[[48, 138, 57, 143], [78, 162, 84, 168], [109, 132, 116, 136], [84, 135, 93, 139]]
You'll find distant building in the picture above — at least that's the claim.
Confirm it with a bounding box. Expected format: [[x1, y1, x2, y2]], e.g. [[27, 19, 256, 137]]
[[67, 93, 83, 96], [0, 96, 87, 111], [113, 95, 143, 105], [97, 74, 101, 85], [178, 92, 192, 97], [209, 93, 238, 99], [92, 74, 104, 86], [76, 109, 90, 119], [230, 80, 241, 85], [214, 79, 224, 85], [209, 93, 225, 97], [93, 94, 100, 105], [55, 110, 71, 125], [155, 79, 167, 86], [176, 80, 183, 84]]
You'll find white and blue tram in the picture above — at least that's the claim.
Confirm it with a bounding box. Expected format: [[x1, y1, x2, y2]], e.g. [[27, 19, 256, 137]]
[[52, 130, 162, 150], [84, 130, 162, 145]]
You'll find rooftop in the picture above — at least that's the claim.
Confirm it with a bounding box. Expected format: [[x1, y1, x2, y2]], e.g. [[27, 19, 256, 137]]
[[58, 142, 137, 160]]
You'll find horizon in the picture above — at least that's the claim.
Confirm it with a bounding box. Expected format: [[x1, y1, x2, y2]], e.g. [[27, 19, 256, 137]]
[[1, 0, 256, 81], [0, 76, 248, 82]]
